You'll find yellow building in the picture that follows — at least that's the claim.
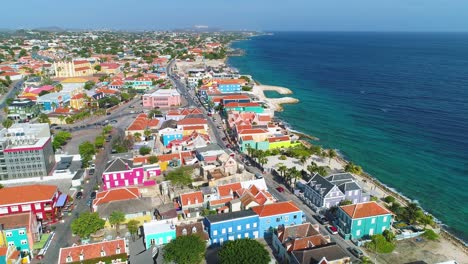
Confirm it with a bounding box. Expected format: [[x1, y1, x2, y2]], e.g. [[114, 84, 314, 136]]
[[54, 60, 93, 77], [70, 93, 86, 110]]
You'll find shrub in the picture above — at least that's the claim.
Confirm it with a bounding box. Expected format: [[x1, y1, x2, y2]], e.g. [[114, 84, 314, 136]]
[[279, 155, 287, 160], [365, 234, 395, 253], [384, 196, 396, 204], [422, 229, 439, 241], [370, 196, 378, 201]]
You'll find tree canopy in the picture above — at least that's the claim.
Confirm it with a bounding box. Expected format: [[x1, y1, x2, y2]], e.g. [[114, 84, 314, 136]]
[[219, 239, 270, 264], [166, 166, 193, 188], [163, 235, 206, 264], [139, 146, 151, 156], [53, 131, 72, 150], [109, 211, 126, 235], [71, 212, 105, 239], [365, 234, 396, 253], [78, 141, 96, 168]]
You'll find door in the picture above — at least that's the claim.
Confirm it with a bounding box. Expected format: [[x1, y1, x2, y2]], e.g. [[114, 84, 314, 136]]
[[369, 228, 374, 236], [253, 231, 259, 238]]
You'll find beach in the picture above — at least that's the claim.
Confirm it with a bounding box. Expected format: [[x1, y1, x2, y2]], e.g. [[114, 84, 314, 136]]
[[251, 84, 299, 111]]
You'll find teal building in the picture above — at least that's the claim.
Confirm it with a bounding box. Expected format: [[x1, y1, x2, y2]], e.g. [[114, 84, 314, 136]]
[[142, 221, 176, 248]]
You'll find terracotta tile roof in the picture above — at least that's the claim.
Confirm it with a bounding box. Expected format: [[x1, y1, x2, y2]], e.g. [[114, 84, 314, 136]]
[[236, 124, 252, 131], [157, 152, 192, 163], [340, 201, 392, 219], [177, 118, 208, 126], [209, 197, 233, 206], [258, 115, 271, 122], [0, 247, 7, 256], [268, 136, 290, 143], [93, 187, 140, 206], [182, 125, 205, 131], [222, 95, 250, 100], [238, 129, 268, 135], [75, 66, 90, 72], [58, 239, 126, 264], [224, 102, 261, 108], [0, 72, 21, 76], [217, 182, 242, 198], [289, 235, 328, 251], [0, 185, 57, 206], [252, 201, 301, 217], [277, 223, 320, 243], [241, 135, 254, 141], [180, 191, 203, 207], [133, 156, 148, 164], [127, 114, 159, 131], [0, 212, 32, 230], [73, 60, 89, 65], [214, 79, 245, 85], [71, 93, 85, 100]]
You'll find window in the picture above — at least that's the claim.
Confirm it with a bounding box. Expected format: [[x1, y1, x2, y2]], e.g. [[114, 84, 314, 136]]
[[10, 206, 18, 212], [167, 236, 172, 242], [116, 248, 121, 254], [66, 256, 73, 263], [356, 230, 361, 236], [284, 216, 289, 222], [0, 207, 8, 214], [246, 224, 250, 229], [150, 239, 156, 245], [253, 223, 257, 228], [212, 239, 217, 244], [244, 233, 249, 238], [19, 230, 25, 235], [222, 228, 226, 234], [6, 232, 12, 237], [382, 226, 386, 232], [213, 230, 218, 236], [228, 227, 232, 232], [371, 218, 376, 224], [276, 217, 280, 223], [237, 234, 241, 239], [182, 228, 187, 235], [35, 203, 42, 210], [100, 250, 106, 257], [237, 225, 241, 230], [383, 216, 387, 222], [8, 242, 14, 247], [22, 204, 31, 211], [357, 220, 362, 226]]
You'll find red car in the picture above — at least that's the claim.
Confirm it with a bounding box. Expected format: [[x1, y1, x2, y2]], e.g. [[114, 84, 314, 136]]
[[326, 225, 338, 235], [276, 186, 285, 192]]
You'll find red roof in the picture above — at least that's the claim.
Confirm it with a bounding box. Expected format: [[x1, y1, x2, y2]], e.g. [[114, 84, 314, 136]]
[[182, 125, 205, 131], [73, 60, 89, 65], [252, 201, 301, 217], [177, 118, 207, 126], [180, 191, 203, 207], [75, 66, 90, 72], [0, 72, 21, 77], [222, 95, 250, 100], [157, 151, 192, 163], [340, 201, 392, 219], [93, 187, 140, 206], [241, 135, 254, 141], [0, 185, 57, 206], [268, 136, 290, 143], [100, 63, 120, 69], [209, 197, 233, 206], [238, 129, 268, 135], [214, 79, 246, 85], [54, 107, 71, 114], [58, 239, 126, 264], [224, 102, 260, 108], [71, 93, 85, 100], [0, 247, 7, 256], [258, 115, 271, 122], [217, 182, 242, 197], [127, 114, 159, 131]]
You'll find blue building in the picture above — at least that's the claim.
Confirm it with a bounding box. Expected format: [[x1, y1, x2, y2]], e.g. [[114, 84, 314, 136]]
[[218, 83, 242, 93], [252, 201, 304, 237], [36, 92, 70, 112], [0, 212, 41, 261], [203, 211, 259, 246], [158, 128, 184, 146]]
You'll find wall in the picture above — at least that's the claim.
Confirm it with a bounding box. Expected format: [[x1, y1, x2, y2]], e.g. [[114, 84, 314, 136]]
[[144, 230, 176, 249], [258, 211, 303, 238], [204, 216, 259, 246]]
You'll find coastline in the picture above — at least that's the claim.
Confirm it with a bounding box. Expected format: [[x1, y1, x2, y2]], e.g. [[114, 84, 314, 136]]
[[225, 38, 468, 256]]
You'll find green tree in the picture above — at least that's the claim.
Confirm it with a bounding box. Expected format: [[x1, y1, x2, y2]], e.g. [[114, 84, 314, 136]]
[[166, 166, 193, 188], [54, 83, 63, 92], [94, 135, 105, 148], [120, 92, 131, 102], [299, 155, 308, 166], [382, 229, 396, 243], [109, 211, 126, 235], [71, 212, 105, 239], [240, 75, 251, 83], [422, 229, 439, 241], [258, 156, 268, 167], [18, 49, 27, 58], [384, 196, 396, 204], [277, 164, 288, 182], [402, 203, 424, 225], [365, 234, 396, 254], [127, 220, 140, 241], [339, 200, 353, 206], [103, 125, 113, 134], [2, 119, 14, 131], [94, 65, 101, 72], [164, 235, 206, 264], [143, 129, 152, 139], [219, 239, 270, 264], [316, 166, 328, 176], [148, 155, 159, 164], [345, 162, 363, 175], [37, 113, 50, 124], [78, 141, 96, 168], [139, 146, 151, 155], [419, 214, 435, 229], [53, 131, 72, 150], [84, 81, 95, 90]]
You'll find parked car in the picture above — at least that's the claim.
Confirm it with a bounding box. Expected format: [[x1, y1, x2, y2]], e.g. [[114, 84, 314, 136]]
[[217, 126, 222, 129], [89, 169, 95, 176], [255, 173, 263, 179], [110, 120, 118, 124], [347, 247, 364, 258], [313, 215, 329, 225], [276, 186, 285, 192], [106, 112, 111, 116], [76, 191, 83, 199], [90, 191, 97, 199], [326, 225, 338, 235], [129, 105, 135, 108]]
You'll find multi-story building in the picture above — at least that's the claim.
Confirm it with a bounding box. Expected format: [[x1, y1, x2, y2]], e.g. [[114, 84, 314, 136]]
[[53, 60, 94, 78], [7, 99, 41, 121], [252, 201, 304, 238], [203, 210, 259, 246], [142, 221, 176, 248], [336, 201, 393, 240], [142, 89, 181, 108], [0, 184, 61, 222], [101, 158, 161, 190], [0, 123, 55, 180], [58, 239, 127, 264], [0, 212, 41, 260]]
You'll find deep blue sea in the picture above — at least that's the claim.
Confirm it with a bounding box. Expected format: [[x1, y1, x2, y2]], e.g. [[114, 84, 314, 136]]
[[228, 32, 468, 241]]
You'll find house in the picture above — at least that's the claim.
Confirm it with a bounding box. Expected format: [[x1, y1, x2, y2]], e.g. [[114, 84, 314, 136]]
[[268, 135, 299, 150], [213, 79, 245, 93], [0, 185, 61, 222], [109, 79, 124, 90], [156, 151, 194, 171], [165, 108, 203, 121], [53, 61, 93, 78], [36, 92, 70, 112], [57, 239, 127, 264], [325, 173, 370, 204], [7, 98, 41, 121], [101, 158, 160, 190], [224, 102, 264, 114], [0, 212, 41, 261], [142, 89, 181, 108], [237, 184, 275, 210], [70, 93, 87, 110], [179, 191, 204, 211], [100, 63, 121, 75], [0, 245, 22, 264], [128, 237, 158, 264], [252, 201, 303, 237], [336, 201, 393, 240], [177, 118, 208, 132], [290, 243, 351, 264], [158, 128, 184, 147], [195, 144, 226, 163], [167, 131, 211, 153], [176, 222, 209, 241], [303, 174, 345, 210], [92, 187, 153, 226], [221, 94, 251, 105], [143, 221, 176, 248], [0, 72, 23, 81], [126, 114, 160, 137], [272, 223, 330, 263], [203, 210, 260, 246]]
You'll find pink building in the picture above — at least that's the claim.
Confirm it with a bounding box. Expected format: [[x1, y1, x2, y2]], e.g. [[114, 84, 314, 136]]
[[142, 89, 181, 108], [102, 158, 161, 190]]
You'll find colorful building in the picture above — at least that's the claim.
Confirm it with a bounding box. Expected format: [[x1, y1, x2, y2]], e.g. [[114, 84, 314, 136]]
[[142, 221, 176, 248], [223, 102, 264, 114], [7, 98, 41, 121], [252, 201, 304, 237], [69, 93, 86, 110], [0, 212, 41, 261], [0, 185, 61, 222], [336, 201, 393, 240], [102, 158, 160, 190], [203, 211, 260, 246], [142, 89, 181, 108], [36, 92, 70, 112], [58, 239, 127, 264], [213, 79, 245, 93], [268, 135, 299, 150]]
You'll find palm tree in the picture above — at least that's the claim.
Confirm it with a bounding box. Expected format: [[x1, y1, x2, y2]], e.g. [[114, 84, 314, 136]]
[[58, 115, 66, 125], [299, 155, 308, 167], [37, 113, 50, 124], [328, 149, 337, 165], [307, 161, 318, 175], [2, 119, 14, 132], [403, 203, 423, 225], [144, 129, 152, 140], [316, 166, 328, 176], [277, 164, 287, 182], [258, 156, 268, 167], [134, 132, 142, 142], [109, 211, 126, 235], [54, 83, 63, 92]]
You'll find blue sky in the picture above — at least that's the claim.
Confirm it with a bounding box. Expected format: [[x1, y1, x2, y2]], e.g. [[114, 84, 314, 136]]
[[2, 0, 468, 31]]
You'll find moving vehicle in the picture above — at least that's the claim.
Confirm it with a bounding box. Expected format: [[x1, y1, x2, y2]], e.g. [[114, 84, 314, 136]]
[[90, 191, 97, 199], [326, 225, 338, 235], [347, 247, 364, 258], [76, 191, 83, 199], [276, 186, 285, 192]]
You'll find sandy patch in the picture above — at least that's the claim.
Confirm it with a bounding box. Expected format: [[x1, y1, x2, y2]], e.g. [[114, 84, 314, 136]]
[[264, 154, 344, 172], [251, 84, 299, 111], [176, 59, 226, 74]]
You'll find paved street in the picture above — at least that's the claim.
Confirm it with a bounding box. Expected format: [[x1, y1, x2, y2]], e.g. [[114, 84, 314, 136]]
[[0, 80, 24, 120]]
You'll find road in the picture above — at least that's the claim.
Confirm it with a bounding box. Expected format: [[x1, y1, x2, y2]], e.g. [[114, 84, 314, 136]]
[[0, 80, 24, 120]]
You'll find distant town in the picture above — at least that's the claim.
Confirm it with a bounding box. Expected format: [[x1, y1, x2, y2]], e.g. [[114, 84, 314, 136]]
[[0, 29, 464, 264]]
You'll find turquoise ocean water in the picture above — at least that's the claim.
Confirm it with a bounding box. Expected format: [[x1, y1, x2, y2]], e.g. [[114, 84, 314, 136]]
[[228, 32, 468, 241]]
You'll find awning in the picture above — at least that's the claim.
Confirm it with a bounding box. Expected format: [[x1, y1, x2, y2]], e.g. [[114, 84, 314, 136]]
[[56, 194, 68, 207]]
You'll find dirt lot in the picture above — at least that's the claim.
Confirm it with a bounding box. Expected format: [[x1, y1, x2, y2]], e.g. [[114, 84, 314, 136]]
[[365, 238, 467, 264]]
